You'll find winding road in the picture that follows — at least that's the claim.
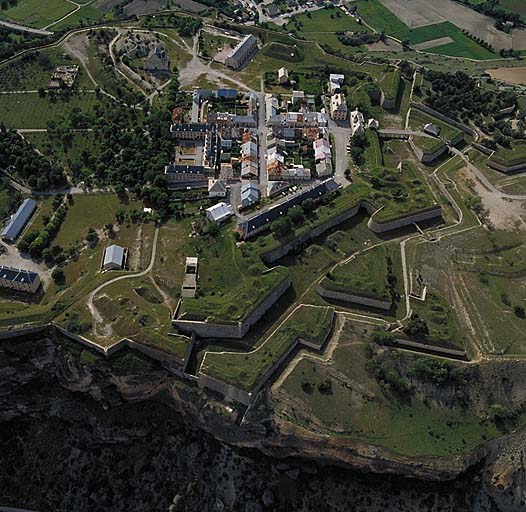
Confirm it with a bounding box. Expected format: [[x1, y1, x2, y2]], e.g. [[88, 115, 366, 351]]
[[86, 225, 160, 331]]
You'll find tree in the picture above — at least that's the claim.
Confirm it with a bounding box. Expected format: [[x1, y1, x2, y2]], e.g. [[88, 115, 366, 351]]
[[404, 313, 429, 339], [271, 216, 293, 237], [52, 267, 65, 284], [514, 306, 525, 319], [86, 227, 99, 246], [287, 205, 304, 225]]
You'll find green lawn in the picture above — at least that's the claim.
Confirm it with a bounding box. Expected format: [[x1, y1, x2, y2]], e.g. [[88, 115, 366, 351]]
[[412, 135, 446, 155], [409, 291, 465, 348], [500, 0, 526, 17], [488, 141, 526, 167], [201, 305, 334, 392], [364, 130, 383, 167], [366, 162, 437, 223], [0, 0, 75, 28], [377, 68, 401, 102], [50, 4, 106, 31], [354, 0, 495, 60], [286, 7, 368, 33], [321, 244, 400, 304], [178, 227, 290, 324]]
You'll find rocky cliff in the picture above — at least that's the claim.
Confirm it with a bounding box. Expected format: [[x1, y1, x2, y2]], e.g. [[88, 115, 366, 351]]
[[0, 334, 524, 511]]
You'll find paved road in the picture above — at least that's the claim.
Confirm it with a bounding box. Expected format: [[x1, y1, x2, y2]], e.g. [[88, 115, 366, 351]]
[[327, 119, 351, 186], [450, 146, 526, 200], [257, 82, 268, 195], [0, 19, 52, 35]]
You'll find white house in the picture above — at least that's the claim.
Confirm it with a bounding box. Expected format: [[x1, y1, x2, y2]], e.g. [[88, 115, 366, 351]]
[[329, 73, 345, 94], [206, 202, 234, 223], [350, 109, 365, 136], [278, 67, 289, 85]]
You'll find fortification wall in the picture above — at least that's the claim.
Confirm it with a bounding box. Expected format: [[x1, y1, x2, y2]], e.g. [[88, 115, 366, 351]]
[[487, 159, 526, 174], [261, 202, 374, 264], [0, 324, 48, 339], [198, 310, 336, 405], [198, 373, 252, 406], [409, 137, 448, 163], [173, 275, 292, 339], [472, 142, 493, 156], [368, 206, 442, 233], [410, 102, 475, 138], [317, 286, 392, 311]]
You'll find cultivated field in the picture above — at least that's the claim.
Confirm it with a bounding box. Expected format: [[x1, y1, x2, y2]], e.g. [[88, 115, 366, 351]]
[[488, 66, 526, 85], [378, 0, 514, 50], [0, 0, 75, 29]]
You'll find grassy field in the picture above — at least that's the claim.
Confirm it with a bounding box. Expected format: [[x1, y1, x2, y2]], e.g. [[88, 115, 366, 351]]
[[500, 0, 526, 17], [353, 0, 495, 60], [88, 276, 186, 356], [0, 92, 107, 128], [0, 0, 75, 28], [409, 108, 464, 143], [275, 332, 501, 458], [281, 7, 371, 58], [201, 305, 334, 392], [488, 141, 526, 167], [178, 226, 290, 324], [366, 161, 437, 223], [412, 135, 446, 155], [0, 193, 152, 329], [377, 68, 401, 102], [0, 47, 92, 91], [51, 4, 106, 31], [409, 290, 465, 348], [364, 130, 384, 167], [321, 244, 400, 304]]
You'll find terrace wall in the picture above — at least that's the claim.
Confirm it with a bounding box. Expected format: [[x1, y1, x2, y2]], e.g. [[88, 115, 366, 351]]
[[316, 286, 392, 311], [472, 142, 493, 156], [173, 275, 292, 339], [368, 206, 442, 233]]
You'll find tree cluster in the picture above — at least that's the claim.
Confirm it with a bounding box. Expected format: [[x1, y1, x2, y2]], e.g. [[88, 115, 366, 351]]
[[0, 126, 66, 190]]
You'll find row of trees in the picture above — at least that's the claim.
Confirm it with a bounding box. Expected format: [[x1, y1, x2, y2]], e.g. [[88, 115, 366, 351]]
[[18, 196, 67, 258]]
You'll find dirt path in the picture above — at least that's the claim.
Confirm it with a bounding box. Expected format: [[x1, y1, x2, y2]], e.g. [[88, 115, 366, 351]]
[[86, 225, 160, 334]]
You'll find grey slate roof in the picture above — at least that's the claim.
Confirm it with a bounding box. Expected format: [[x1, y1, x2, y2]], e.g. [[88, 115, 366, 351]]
[[1, 198, 37, 241], [240, 178, 340, 237], [0, 265, 39, 284]]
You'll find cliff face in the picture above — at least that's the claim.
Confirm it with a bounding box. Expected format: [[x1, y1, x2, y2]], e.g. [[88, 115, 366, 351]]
[[0, 335, 524, 512]]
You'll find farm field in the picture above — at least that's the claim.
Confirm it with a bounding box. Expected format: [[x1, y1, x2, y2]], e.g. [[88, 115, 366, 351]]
[[0, 0, 75, 28], [488, 66, 526, 85], [500, 0, 526, 17], [354, 0, 496, 59]]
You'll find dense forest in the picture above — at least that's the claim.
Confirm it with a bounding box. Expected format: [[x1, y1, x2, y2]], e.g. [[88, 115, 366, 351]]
[[423, 70, 517, 123], [0, 126, 67, 190]]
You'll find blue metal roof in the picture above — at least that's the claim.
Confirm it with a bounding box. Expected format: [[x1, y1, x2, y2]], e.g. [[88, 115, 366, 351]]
[[1, 198, 37, 241]]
